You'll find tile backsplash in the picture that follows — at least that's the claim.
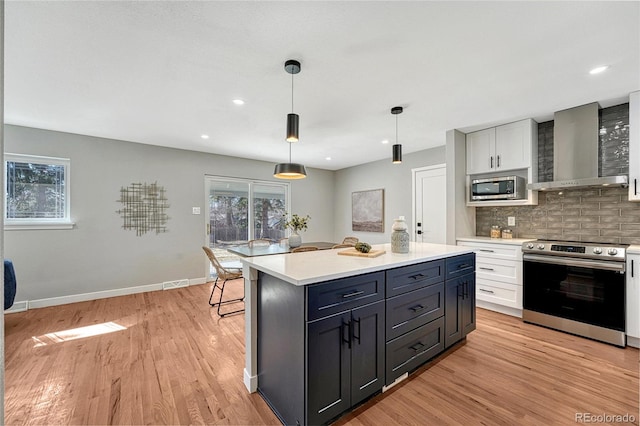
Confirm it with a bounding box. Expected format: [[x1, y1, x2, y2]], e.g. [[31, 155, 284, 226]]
[[475, 187, 640, 245]]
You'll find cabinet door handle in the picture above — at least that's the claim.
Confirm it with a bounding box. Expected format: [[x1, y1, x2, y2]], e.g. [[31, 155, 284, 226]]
[[409, 342, 425, 351], [497, 155, 501, 168], [635, 178, 638, 196], [463, 281, 469, 298], [457, 283, 464, 299], [352, 317, 361, 344], [490, 156, 494, 169], [342, 320, 351, 349], [479, 267, 495, 271], [342, 290, 364, 298], [479, 249, 495, 253], [479, 288, 495, 294], [632, 259, 635, 278], [409, 304, 425, 313], [408, 273, 425, 280]]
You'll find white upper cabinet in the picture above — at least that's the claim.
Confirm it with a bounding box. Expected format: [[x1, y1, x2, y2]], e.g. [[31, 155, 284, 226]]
[[466, 119, 535, 175], [466, 128, 495, 175], [629, 91, 639, 202]]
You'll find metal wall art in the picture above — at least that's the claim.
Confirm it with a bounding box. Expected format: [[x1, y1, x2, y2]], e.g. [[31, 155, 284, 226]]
[[116, 182, 169, 236]]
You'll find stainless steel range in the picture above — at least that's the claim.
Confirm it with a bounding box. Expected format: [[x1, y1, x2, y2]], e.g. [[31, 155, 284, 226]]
[[522, 240, 627, 347]]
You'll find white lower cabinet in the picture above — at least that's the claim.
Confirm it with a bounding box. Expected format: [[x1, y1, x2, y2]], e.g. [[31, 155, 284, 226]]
[[627, 253, 639, 347], [457, 238, 524, 317]]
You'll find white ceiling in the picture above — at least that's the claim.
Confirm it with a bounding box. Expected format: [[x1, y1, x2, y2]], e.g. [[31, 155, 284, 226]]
[[5, 1, 640, 171]]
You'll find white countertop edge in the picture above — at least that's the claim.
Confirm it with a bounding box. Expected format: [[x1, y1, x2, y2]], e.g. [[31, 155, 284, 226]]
[[628, 245, 640, 254], [456, 236, 534, 245], [239, 242, 474, 286]]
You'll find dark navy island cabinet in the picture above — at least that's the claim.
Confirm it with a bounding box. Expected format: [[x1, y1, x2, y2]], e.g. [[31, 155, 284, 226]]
[[444, 254, 476, 348], [256, 253, 475, 426]]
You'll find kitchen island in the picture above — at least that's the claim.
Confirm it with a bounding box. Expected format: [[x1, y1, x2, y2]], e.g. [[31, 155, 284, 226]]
[[240, 242, 475, 425]]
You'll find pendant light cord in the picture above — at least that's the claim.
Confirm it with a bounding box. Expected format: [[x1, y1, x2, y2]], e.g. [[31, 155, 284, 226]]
[[396, 114, 399, 144], [291, 71, 294, 113]]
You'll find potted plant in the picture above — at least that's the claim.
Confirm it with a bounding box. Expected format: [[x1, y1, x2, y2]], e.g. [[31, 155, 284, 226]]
[[283, 213, 310, 248]]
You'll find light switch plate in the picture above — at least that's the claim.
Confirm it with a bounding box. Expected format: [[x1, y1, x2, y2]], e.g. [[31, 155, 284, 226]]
[[508, 216, 515, 226], [192, 207, 201, 215]]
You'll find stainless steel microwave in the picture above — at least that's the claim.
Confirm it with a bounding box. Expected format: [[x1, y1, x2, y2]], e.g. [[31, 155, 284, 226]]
[[471, 176, 526, 201]]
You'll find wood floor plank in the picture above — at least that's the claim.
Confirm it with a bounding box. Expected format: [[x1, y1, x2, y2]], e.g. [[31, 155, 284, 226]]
[[4, 282, 638, 425]]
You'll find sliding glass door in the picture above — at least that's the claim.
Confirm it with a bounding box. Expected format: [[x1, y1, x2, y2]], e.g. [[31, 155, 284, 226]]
[[205, 176, 289, 269]]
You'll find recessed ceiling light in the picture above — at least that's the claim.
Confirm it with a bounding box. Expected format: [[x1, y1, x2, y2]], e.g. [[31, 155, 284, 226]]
[[325, 157, 332, 161], [381, 139, 389, 144], [233, 99, 245, 105], [201, 134, 209, 139], [589, 65, 609, 75]]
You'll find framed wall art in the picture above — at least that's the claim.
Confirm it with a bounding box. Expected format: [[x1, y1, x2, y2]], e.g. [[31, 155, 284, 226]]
[[351, 188, 384, 232]]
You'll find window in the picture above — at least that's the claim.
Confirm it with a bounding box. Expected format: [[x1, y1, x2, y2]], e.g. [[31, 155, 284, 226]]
[[5, 153, 72, 229]]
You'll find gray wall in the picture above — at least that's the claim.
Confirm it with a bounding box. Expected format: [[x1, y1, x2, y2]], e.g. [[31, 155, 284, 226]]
[[333, 146, 446, 245], [4, 125, 335, 302]]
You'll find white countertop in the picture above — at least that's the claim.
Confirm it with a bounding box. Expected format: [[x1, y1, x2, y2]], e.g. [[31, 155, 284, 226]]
[[240, 242, 473, 286], [628, 245, 640, 254], [457, 236, 534, 246]]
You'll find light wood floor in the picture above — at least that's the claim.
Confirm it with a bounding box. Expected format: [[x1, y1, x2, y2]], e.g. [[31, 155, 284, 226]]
[[4, 280, 639, 425]]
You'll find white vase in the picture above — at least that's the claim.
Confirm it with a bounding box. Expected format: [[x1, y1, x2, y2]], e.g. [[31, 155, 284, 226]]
[[391, 216, 410, 253], [289, 231, 302, 248]]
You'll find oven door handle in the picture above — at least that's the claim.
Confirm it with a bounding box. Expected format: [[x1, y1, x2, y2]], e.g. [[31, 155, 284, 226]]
[[523, 254, 626, 272]]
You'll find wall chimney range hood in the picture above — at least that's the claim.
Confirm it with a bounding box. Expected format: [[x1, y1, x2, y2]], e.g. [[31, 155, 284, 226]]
[[528, 102, 628, 191]]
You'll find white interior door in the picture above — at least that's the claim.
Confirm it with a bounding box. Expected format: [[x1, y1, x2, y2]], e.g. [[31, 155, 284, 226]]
[[413, 165, 447, 244]]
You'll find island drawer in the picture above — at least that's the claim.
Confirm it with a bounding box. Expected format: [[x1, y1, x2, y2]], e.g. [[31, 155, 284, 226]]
[[385, 260, 444, 298], [445, 253, 476, 280], [385, 316, 444, 385], [386, 283, 444, 341], [307, 271, 385, 321]]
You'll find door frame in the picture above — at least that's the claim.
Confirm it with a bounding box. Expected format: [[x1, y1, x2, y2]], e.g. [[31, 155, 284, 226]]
[[411, 163, 447, 243]]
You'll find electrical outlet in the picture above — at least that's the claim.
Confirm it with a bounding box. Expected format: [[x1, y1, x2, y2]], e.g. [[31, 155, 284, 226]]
[[192, 207, 201, 215], [508, 216, 516, 226]]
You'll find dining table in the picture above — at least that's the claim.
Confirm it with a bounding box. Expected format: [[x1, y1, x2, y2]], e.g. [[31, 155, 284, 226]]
[[226, 241, 336, 257]]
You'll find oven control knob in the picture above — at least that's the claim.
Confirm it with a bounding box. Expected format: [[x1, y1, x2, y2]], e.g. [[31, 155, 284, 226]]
[[593, 247, 602, 255], [607, 248, 618, 256], [526, 243, 534, 249], [537, 244, 545, 250]]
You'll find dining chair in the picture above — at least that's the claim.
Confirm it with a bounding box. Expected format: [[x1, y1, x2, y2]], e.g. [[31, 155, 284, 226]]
[[202, 246, 244, 317], [291, 246, 319, 253], [341, 236, 359, 246], [332, 244, 353, 249], [248, 238, 272, 248]]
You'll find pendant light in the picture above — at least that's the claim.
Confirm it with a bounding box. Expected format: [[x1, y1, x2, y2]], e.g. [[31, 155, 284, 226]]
[[391, 106, 403, 164], [286, 59, 300, 142], [274, 59, 307, 179]]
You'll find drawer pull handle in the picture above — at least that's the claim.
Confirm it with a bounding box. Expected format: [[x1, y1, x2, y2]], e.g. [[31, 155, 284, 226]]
[[479, 288, 495, 294], [479, 249, 495, 253], [408, 273, 425, 280], [409, 342, 425, 351], [479, 267, 495, 271], [342, 290, 364, 298], [409, 304, 425, 313], [457, 263, 470, 269]]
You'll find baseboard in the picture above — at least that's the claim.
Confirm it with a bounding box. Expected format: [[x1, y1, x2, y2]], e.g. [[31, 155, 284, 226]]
[[5, 277, 209, 312], [477, 300, 522, 318], [627, 336, 639, 348], [5, 300, 28, 313]]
